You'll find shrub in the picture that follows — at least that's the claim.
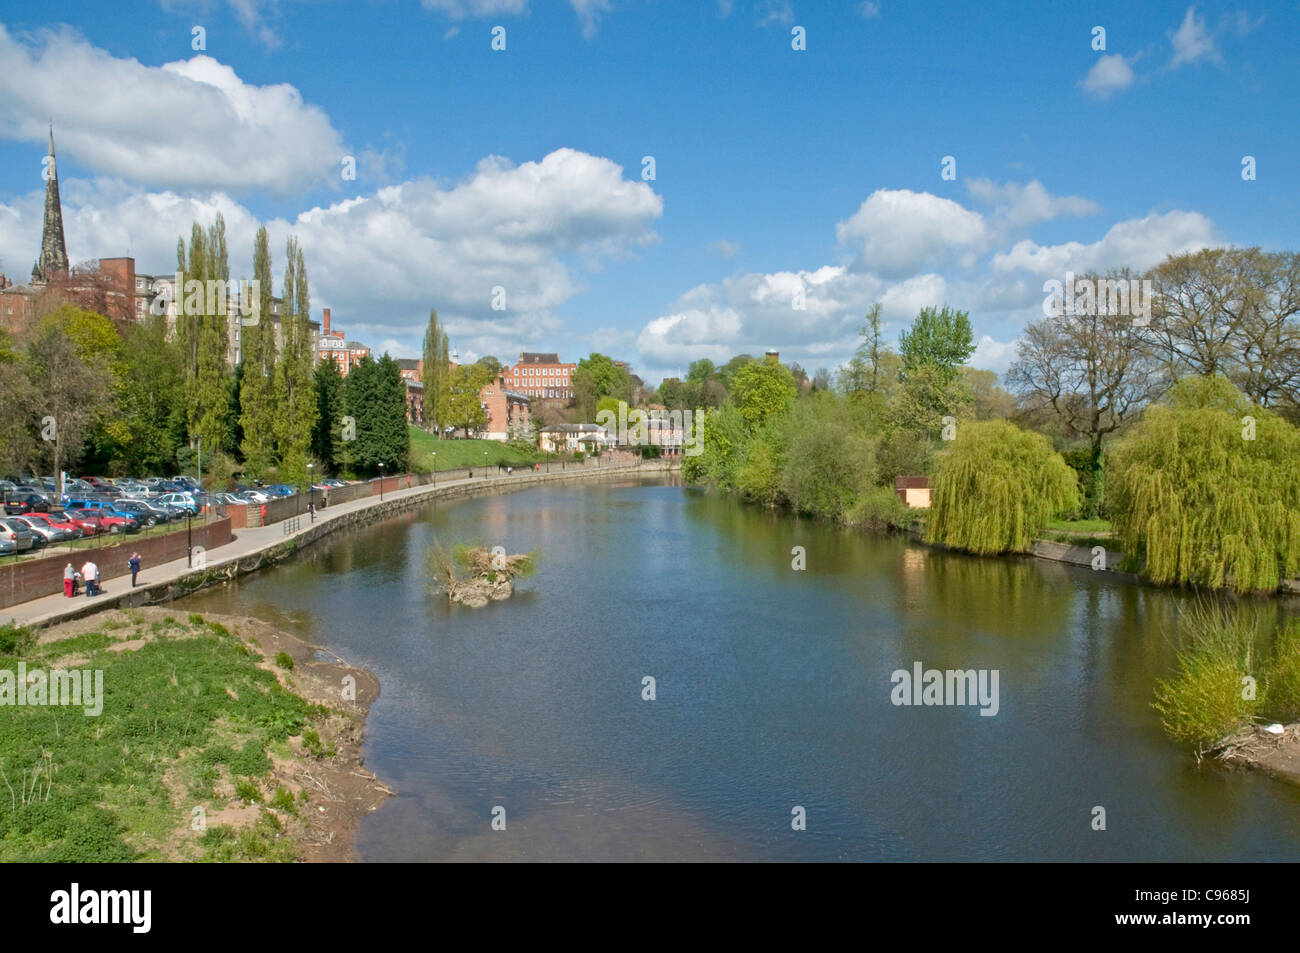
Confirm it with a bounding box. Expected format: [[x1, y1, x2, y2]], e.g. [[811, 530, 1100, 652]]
[[1264, 624, 1300, 723], [230, 739, 271, 776], [1152, 605, 1262, 756], [234, 778, 261, 803], [850, 485, 915, 531], [0, 623, 34, 656], [269, 787, 297, 814], [275, 651, 294, 670]]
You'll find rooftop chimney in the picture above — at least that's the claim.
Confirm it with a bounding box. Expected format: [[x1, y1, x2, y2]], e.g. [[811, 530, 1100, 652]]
[[323, 308, 331, 336]]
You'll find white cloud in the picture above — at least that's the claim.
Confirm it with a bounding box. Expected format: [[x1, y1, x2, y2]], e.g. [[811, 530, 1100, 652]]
[[858, 1, 880, 18], [0, 27, 344, 196], [420, 0, 529, 18], [836, 189, 987, 278], [708, 239, 741, 258], [971, 335, 1020, 376], [717, 0, 735, 18], [159, 0, 283, 50], [1080, 53, 1136, 99], [967, 179, 1100, 229], [1169, 6, 1219, 67], [757, 1, 794, 27], [0, 148, 661, 365], [991, 210, 1216, 278], [569, 0, 612, 38]]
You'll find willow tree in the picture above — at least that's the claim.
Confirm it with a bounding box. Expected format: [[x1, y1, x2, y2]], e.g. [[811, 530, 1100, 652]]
[[925, 418, 1079, 554], [1108, 375, 1300, 592]]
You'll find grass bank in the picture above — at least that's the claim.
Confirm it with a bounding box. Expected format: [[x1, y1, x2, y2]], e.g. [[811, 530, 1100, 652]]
[[0, 608, 387, 861], [408, 428, 544, 470]]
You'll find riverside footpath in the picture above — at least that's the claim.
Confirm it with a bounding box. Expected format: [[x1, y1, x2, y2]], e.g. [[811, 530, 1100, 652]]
[[3, 457, 679, 629]]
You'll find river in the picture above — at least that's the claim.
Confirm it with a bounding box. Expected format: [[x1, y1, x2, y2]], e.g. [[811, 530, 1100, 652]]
[[177, 476, 1300, 861]]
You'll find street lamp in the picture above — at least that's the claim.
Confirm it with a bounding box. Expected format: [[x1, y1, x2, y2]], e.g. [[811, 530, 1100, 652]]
[[378, 462, 385, 501], [483, 450, 487, 479], [431, 451, 436, 488], [307, 463, 315, 523]]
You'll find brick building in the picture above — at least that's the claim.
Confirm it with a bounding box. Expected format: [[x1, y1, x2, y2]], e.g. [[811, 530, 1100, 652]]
[[315, 308, 370, 375], [479, 376, 531, 441], [503, 352, 576, 400]]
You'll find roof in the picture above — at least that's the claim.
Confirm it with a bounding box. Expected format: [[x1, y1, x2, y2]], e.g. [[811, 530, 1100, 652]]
[[519, 352, 561, 364], [395, 358, 421, 370], [540, 423, 606, 433]]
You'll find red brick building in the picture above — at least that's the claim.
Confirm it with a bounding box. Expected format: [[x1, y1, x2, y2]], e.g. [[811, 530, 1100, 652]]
[[503, 352, 576, 400]]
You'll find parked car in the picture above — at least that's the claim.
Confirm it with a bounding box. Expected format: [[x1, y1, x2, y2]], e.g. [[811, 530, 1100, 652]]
[[0, 518, 36, 555], [266, 484, 296, 498], [68, 508, 137, 534], [113, 499, 169, 527], [212, 492, 246, 505], [62, 510, 105, 536], [23, 513, 83, 541], [321, 478, 347, 488], [3, 492, 50, 515], [11, 515, 60, 546], [238, 489, 271, 504], [155, 492, 200, 516]]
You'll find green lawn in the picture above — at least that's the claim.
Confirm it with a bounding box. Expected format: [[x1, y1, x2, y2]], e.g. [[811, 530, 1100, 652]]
[[0, 614, 330, 861], [1043, 518, 1114, 548], [409, 428, 545, 471]]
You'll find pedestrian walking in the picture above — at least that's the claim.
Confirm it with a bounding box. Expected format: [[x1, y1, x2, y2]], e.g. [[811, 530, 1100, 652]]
[[81, 559, 98, 598], [63, 562, 75, 598], [129, 552, 141, 587]]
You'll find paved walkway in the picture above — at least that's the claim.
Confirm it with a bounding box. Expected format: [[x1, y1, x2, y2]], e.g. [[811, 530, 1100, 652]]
[[2, 461, 663, 629]]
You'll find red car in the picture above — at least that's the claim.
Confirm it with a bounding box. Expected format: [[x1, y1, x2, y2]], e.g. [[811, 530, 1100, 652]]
[[23, 513, 84, 539], [68, 508, 137, 534], [62, 510, 105, 536]]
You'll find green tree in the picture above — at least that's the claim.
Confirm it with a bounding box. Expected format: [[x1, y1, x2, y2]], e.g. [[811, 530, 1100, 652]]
[[311, 356, 344, 473], [272, 237, 316, 484], [1107, 375, 1300, 592], [118, 314, 186, 475], [421, 309, 449, 435], [728, 358, 797, 431], [572, 352, 631, 419], [240, 226, 278, 475], [441, 363, 492, 435], [899, 305, 975, 386], [342, 354, 409, 474], [925, 418, 1079, 555]]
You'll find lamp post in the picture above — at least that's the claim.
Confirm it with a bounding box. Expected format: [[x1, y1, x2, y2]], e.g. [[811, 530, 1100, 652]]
[[378, 462, 385, 501], [307, 463, 315, 523], [186, 511, 192, 568], [431, 452, 436, 488], [483, 450, 487, 479]]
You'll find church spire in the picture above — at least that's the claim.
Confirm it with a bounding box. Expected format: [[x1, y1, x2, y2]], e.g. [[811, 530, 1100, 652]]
[[32, 125, 70, 285]]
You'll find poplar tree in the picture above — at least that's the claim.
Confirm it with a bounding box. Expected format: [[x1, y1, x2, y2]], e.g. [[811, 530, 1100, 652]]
[[193, 212, 231, 455], [273, 237, 316, 483], [421, 308, 449, 435], [239, 226, 278, 475]]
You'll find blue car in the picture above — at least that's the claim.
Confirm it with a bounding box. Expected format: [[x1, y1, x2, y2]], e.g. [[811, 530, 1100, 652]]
[[266, 484, 296, 498]]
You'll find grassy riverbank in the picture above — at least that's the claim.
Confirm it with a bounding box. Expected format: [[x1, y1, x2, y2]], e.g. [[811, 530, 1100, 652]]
[[408, 428, 543, 470], [0, 609, 386, 861]]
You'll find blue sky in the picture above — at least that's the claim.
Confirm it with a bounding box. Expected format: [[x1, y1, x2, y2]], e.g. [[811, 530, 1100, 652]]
[[0, 0, 1295, 385]]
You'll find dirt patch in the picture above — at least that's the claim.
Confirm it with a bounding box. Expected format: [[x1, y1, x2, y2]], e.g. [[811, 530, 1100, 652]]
[[1217, 723, 1300, 785], [32, 606, 392, 862]]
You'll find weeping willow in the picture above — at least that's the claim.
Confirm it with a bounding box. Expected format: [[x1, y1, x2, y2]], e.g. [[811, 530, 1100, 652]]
[[925, 419, 1079, 554], [1108, 375, 1300, 593]]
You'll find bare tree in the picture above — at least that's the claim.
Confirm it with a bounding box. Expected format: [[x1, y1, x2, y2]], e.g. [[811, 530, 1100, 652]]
[[1007, 271, 1166, 457]]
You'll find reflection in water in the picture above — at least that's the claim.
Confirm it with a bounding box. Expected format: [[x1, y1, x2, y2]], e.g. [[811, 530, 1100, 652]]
[[178, 480, 1300, 861]]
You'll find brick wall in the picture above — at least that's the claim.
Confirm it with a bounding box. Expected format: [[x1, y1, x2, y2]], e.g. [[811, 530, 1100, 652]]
[[0, 518, 232, 610]]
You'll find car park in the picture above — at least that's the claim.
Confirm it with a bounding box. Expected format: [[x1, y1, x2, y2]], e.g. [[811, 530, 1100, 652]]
[[68, 507, 137, 534], [266, 484, 296, 498], [239, 489, 271, 504], [0, 518, 36, 555]]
